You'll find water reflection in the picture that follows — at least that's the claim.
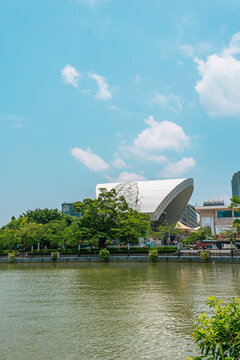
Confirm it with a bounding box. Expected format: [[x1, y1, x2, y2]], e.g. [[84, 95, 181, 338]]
[[0, 263, 239, 359]]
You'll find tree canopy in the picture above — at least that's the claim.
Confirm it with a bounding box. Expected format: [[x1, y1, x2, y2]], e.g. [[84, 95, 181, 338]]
[[0, 188, 151, 250], [188, 296, 240, 359], [73, 188, 151, 247], [22, 208, 65, 224], [182, 227, 214, 248]]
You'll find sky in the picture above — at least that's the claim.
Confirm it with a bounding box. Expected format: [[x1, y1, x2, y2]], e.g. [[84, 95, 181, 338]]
[[1, 0, 240, 226]]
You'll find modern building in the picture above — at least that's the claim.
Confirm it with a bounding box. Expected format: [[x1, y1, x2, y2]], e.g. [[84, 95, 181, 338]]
[[196, 204, 240, 236], [232, 171, 240, 197], [96, 178, 194, 231], [180, 204, 198, 228], [61, 202, 81, 217]]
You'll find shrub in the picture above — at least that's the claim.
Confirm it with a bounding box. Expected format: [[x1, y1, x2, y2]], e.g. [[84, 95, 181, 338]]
[[200, 250, 209, 262], [0, 250, 11, 256], [157, 246, 177, 253], [8, 252, 15, 263], [51, 252, 58, 262], [149, 249, 158, 262], [188, 297, 240, 359], [107, 246, 177, 254], [99, 248, 110, 262]]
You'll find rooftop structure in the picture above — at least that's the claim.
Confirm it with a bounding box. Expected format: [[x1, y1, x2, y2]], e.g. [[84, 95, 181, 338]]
[[96, 178, 194, 230], [203, 199, 224, 206]]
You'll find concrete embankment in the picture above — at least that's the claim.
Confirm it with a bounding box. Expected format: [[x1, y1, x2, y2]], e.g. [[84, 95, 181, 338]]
[[1, 255, 240, 263]]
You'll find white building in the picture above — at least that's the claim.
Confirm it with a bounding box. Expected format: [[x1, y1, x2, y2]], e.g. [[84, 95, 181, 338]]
[[96, 178, 194, 231]]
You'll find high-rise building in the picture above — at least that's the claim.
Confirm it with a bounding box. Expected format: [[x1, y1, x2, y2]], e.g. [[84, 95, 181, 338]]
[[180, 204, 198, 228], [61, 202, 81, 217], [231, 171, 240, 197]]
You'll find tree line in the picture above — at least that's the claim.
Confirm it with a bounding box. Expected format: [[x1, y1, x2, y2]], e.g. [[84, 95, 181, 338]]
[[0, 188, 151, 251]]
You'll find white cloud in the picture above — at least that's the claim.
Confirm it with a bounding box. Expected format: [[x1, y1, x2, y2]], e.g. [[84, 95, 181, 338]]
[[0, 114, 22, 121], [12, 123, 23, 128], [177, 60, 184, 66], [74, 0, 109, 8], [61, 65, 80, 88], [110, 105, 120, 111], [134, 75, 141, 83], [113, 156, 127, 168], [71, 147, 109, 171], [181, 45, 194, 58], [151, 92, 183, 113], [159, 157, 195, 178], [0, 114, 23, 128], [133, 116, 190, 152], [114, 171, 146, 182], [195, 32, 240, 117], [88, 72, 112, 100]]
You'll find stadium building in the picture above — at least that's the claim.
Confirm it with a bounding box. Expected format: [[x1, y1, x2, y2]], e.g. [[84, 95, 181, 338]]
[[95, 178, 194, 231]]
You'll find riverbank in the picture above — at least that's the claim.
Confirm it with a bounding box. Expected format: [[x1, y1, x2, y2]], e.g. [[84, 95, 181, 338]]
[[1, 254, 240, 263]]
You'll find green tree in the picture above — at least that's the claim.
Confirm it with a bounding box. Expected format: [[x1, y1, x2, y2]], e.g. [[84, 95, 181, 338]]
[[188, 296, 240, 360], [43, 220, 66, 248], [22, 208, 65, 224], [1, 215, 27, 231], [230, 195, 240, 210], [0, 228, 20, 249], [114, 211, 151, 245], [153, 221, 183, 245], [74, 188, 151, 247], [18, 223, 44, 250], [182, 227, 214, 249]]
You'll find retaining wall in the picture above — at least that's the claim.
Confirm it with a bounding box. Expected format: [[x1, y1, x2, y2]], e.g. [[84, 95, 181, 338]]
[[1, 255, 240, 263]]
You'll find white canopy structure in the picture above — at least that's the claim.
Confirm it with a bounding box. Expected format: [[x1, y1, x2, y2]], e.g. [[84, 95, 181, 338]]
[[96, 178, 194, 226]]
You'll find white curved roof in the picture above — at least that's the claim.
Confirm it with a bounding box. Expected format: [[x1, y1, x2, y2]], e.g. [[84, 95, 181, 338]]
[[96, 178, 194, 223]]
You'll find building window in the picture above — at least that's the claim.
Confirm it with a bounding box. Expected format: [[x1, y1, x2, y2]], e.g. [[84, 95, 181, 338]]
[[234, 211, 240, 217], [217, 211, 232, 218], [202, 217, 214, 234]]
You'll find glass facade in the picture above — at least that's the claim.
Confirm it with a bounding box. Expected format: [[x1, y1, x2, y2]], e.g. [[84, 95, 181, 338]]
[[217, 210, 232, 218], [232, 171, 240, 197], [202, 216, 214, 234], [62, 203, 81, 218]]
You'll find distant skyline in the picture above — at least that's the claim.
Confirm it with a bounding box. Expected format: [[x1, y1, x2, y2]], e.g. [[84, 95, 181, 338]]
[[1, 0, 240, 225]]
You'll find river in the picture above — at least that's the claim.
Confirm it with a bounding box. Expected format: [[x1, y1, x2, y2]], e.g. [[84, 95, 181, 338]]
[[0, 262, 239, 360]]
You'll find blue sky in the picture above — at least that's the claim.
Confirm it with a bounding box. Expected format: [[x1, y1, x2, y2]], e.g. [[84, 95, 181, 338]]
[[1, 0, 240, 225]]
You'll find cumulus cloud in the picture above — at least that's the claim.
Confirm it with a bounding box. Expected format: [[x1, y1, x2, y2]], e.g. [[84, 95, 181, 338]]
[[114, 171, 146, 182], [195, 32, 240, 117], [151, 93, 183, 113], [71, 147, 109, 171], [112, 156, 127, 169], [88, 72, 112, 100], [61, 65, 80, 88], [117, 116, 193, 179], [159, 157, 195, 178], [133, 116, 190, 152]]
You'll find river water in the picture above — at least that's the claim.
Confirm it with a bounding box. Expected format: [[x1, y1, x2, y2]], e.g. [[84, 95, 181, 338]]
[[0, 262, 239, 360]]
